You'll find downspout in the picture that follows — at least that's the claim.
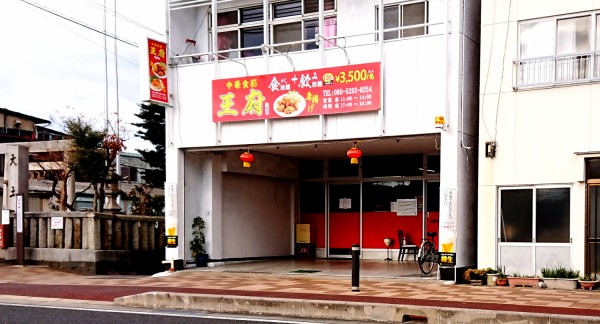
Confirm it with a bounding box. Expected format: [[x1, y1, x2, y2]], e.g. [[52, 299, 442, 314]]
[[460, 0, 472, 151], [264, 0, 271, 142], [378, 0, 384, 136], [319, 0, 326, 140], [212, 0, 221, 145]]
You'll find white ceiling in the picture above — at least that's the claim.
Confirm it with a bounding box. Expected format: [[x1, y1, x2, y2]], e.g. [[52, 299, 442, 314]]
[[190, 134, 441, 160]]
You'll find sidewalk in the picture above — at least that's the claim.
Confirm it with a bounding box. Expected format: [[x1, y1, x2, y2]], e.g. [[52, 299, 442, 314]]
[[0, 260, 599, 323]]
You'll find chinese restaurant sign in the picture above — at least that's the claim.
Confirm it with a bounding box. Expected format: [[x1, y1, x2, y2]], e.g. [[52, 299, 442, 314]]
[[212, 62, 381, 122], [148, 38, 169, 105]]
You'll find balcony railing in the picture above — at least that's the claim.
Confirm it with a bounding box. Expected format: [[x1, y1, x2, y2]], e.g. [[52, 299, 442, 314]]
[[513, 52, 600, 89]]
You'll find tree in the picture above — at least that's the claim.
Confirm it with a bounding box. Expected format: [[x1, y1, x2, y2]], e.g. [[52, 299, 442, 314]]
[[127, 184, 165, 216], [132, 103, 165, 188], [64, 115, 125, 212], [30, 150, 74, 211]]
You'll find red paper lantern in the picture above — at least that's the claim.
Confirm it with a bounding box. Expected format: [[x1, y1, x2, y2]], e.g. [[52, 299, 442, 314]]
[[347, 146, 362, 164], [240, 151, 255, 168]]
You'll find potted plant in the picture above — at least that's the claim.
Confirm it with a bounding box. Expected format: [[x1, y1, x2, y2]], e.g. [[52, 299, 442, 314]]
[[189, 216, 208, 267], [495, 266, 508, 286], [541, 266, 579, 290], [463, 268, 488, 285], [485, 267, 500, 286], [579, 274, 598, 290], [507, 272, 540, 288]]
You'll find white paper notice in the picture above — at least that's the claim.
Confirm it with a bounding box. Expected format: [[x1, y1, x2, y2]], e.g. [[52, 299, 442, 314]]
[[390, 202, 398, 213], [396, 199, 417, 216], [51, 217, 64, 230], [339, 198, 352, 209], [1, 210, 9, 225]]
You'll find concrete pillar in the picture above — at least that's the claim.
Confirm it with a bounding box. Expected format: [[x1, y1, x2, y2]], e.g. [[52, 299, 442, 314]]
[[64, 217, 73, 249], [149, 222, 156, 250], [66, 173, 76, 209], [54, 228, 63, 248], [132, 221, 141, 251], [38, 217, 47, 248], [104, 219, 113, 249], [29, 218, 37, 247], [141, 222, 148, 250], [47, 218, 54, 248], [5, 145, 29, 212], [73, 218, 81, 249], [114, 220, 122, 249]]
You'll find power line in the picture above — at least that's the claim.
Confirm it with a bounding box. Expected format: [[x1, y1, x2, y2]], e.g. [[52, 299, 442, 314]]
[[18, 0, 138, 47], [84, 0, 164, 36], [17, 0, 139, 67]]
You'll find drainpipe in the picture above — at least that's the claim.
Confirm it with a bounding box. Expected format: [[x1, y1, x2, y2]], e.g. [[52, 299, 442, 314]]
[[378, 0, 384, 136]]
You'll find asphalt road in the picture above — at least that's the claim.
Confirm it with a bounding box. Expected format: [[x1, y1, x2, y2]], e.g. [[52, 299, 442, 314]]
[[0, 303, 356, 324]]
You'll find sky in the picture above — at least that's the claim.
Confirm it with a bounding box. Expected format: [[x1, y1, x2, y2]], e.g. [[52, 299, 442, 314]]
[[0, 0, 166, 152]]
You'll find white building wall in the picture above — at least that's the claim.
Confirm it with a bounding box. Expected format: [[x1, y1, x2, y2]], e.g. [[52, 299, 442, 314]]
[[479, 0, 600, 273], [166, 0, 479, 269]]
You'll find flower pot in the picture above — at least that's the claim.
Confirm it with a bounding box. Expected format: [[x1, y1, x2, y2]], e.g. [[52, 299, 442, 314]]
[[470, 279, 483, 286], [195, 253, 209, 267], [496, 278, 508, 286], [486, 273, 499, 286], [507, 277, 540, 288], [543, 278, 578, 290], [579, 280, 598, 290]]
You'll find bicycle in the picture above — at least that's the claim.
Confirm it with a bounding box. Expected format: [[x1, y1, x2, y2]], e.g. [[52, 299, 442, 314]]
[[418, 231, 439, 275]]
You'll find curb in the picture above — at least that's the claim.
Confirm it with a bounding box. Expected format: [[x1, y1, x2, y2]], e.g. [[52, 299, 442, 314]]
[[114, 292, 600, 323]]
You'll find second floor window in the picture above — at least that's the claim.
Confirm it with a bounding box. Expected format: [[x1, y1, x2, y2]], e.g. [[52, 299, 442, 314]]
[[215, 0, 336, 59], [516, 13, 600, 88], [377, 1, 428, 41]]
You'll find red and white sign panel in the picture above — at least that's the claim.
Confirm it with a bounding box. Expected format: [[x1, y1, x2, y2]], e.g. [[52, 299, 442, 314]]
[[148, 38, 169, 104], [212, 62, 381, 122]]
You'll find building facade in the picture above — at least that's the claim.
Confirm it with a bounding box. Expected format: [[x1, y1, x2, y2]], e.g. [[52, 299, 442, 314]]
[[165, 0, 480, 278], [479, 1, 600, 277]]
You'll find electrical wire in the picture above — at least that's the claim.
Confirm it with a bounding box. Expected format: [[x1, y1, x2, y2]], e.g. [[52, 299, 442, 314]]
[[18, 0, 138, 47], [84, 0, 164, 36], [16, 0, 138, 67], [104, 0, 110, 133], [494, 0, 512, 142]]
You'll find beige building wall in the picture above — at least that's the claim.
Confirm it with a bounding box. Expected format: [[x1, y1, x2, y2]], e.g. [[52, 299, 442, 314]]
[[479, 0, 600, 274]]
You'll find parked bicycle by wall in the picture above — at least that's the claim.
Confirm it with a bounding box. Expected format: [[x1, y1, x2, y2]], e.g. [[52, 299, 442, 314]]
[[418, 231, 439, 275]]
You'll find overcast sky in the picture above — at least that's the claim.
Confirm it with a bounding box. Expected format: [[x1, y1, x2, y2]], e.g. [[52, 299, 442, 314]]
[[0, 0, 166, 152]]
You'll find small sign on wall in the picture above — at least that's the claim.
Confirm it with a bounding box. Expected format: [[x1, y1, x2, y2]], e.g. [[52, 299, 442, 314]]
[[339, 198, 351, 209], [1, 210, 9, 225], [396, 199, 417, 216], [51, 217, 64, 230]]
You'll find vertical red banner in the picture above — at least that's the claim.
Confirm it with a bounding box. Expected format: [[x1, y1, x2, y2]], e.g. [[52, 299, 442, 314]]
[[148, 38, 169, 105]]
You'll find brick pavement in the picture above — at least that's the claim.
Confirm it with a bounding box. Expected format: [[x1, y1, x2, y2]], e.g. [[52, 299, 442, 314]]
[[0, 261, 599, 321]]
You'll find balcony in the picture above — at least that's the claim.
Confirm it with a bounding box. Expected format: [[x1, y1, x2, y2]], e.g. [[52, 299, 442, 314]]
[[513, 52, 600, 89]]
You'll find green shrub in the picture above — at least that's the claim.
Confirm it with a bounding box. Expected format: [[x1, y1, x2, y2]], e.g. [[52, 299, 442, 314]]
[[541, 266, 579, 279]]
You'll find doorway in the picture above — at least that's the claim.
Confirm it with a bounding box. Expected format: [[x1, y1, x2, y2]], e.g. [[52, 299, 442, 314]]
[[327, 183, 360, 258], [586, 158, 600, 275]]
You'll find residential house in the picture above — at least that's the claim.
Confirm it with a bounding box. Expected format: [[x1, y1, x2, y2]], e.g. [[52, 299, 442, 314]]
[[479, 1, 600, 276]]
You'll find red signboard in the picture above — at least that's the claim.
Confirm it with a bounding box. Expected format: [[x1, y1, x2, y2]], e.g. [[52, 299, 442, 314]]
[[212, 62, 381, 122], [148, 38, 169, 104]]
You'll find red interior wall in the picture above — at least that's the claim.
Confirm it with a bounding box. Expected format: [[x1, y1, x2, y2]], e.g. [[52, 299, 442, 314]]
[[362, 212, 422, 248], [298, 211, 440, 250], [329, 212, 360, 248]]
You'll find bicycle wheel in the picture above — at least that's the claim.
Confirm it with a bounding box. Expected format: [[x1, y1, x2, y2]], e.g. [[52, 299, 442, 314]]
[[418, 242, 435, 275]]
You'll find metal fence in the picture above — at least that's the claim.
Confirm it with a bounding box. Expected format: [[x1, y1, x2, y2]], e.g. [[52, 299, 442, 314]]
[[514, 52, 600, 89]]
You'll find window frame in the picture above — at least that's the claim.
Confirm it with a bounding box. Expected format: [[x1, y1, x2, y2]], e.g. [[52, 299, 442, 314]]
[[213, 0, 337, 58], [498, 185, 571, 244], [376, 0, 429, 41], [515, 11, 600, 88]]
